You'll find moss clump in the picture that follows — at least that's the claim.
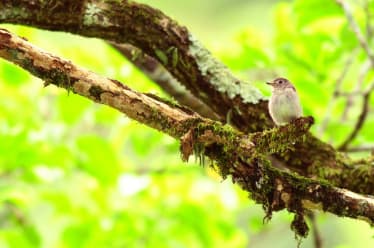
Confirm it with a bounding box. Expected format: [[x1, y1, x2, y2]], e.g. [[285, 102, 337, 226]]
[[154, 49, 168, 65], [291, 213, 309, 247], [88, 85, 105, 101]]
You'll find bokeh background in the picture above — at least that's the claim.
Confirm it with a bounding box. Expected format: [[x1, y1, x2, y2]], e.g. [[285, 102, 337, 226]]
[[0, 0, 374, 247]]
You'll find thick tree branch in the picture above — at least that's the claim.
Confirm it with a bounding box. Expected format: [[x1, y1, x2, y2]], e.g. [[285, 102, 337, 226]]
[[1, 28, 374, 228], [0, 0, 374, 195]]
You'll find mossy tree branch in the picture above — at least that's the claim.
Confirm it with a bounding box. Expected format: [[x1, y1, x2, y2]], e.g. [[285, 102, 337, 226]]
[[1, 28, 374, 230], [0, 0, 373, 196], [1, 1, 374, 238]]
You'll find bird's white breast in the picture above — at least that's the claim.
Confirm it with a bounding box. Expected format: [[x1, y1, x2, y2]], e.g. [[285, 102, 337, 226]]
[[268, 88, 302, 125]]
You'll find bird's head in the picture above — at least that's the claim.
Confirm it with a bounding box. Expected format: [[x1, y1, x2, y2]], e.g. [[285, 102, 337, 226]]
[[266, 77, 295, 91]]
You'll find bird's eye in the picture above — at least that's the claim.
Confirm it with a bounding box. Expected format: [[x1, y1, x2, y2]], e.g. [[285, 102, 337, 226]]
[[278, 80, 283, 84]]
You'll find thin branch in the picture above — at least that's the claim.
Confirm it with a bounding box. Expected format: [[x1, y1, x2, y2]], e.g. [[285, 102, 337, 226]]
[[364, 0, 373, 40], [340, 60, 370, 121], [308, 213, 323, 248], [110, 42, 221, 121], [4, 202, 26, 226], [0, 29, 201, 139], [319, 50, 357, 133], [339, 79, 374, 150], [336, 0, 374, 67], [345, 145, 374, 153], [335, 91, 364, 97], [2, 28, 374, 226]]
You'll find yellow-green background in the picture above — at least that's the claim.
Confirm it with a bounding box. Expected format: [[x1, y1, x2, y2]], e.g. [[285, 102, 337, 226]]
[[0, 0, 373, 247]]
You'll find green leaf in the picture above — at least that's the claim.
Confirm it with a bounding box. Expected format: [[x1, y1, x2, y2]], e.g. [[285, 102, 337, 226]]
[[294, 0, 342, 27], [0, 62, 31, 86], [75, 135, 120, 184], [57, 94, 92, 124]]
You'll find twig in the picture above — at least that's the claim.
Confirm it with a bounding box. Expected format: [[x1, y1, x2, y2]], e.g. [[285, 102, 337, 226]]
[[307, 213, 323, 248], [319, 50, 357, 133], [364, 0, 373, 40], [356, 60, 371, 90], [340, 60, 370, 121], [338, 79, 374, 151], [5, 202, 26, 226], [335, 91, 363, 97], [345, 145, 374, 153], [336, 0, 374, 67]]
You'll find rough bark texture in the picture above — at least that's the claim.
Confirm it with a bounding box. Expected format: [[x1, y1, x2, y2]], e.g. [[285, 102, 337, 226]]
[[1, 0, 374, 234]]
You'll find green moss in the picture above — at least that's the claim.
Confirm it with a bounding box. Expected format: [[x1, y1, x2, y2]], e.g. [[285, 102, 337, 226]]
[[291, 213, 309, 246], [179, 121, 238, 178], [146, 106, 173, 134], [171, 47, 179, 68], [177, 116, 341, 240], [6, 47, 74, 92], [179, 56, 191, 70], [193, 142, 206, 166], [0, 7, 29, 20], [154, 49, 168, 65]]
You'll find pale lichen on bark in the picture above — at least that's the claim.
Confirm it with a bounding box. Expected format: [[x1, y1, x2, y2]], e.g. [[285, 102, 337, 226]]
[[83, 2, 111, 26], [188, 34, 264, 104]]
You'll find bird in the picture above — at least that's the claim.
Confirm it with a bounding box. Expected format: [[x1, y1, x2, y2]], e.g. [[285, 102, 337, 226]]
[[266, 77, 302, 126]]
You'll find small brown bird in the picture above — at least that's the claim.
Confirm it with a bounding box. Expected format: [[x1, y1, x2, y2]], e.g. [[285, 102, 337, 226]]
[[266, 77, 302, 126]]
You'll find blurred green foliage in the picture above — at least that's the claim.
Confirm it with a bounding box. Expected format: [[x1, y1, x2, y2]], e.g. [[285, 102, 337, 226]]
[[0, 0, 374, 247]]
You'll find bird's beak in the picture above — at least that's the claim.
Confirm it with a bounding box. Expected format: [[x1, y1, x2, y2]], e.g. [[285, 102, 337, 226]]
[[266, 81, 273, 86]]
